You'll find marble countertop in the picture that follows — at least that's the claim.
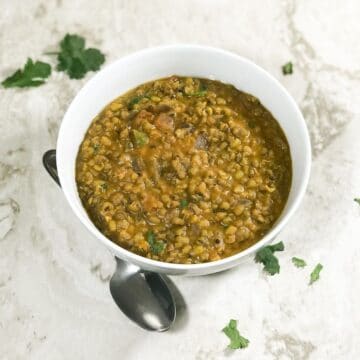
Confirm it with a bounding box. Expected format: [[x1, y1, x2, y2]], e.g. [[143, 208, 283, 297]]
[[1, 0, 359, 359]]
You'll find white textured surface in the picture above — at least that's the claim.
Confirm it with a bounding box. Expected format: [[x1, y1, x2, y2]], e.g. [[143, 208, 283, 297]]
[[0, 0, 360, 359]]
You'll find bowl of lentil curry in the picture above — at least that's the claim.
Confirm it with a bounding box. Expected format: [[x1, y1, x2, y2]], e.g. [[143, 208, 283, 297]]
[[57, 45, 311, 275]]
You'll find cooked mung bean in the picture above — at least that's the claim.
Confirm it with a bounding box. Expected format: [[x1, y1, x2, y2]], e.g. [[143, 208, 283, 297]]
[[76, 76, 292, 264]]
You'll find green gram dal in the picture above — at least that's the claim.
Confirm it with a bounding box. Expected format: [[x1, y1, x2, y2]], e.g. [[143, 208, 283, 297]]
[[76, 76, 292, 264]]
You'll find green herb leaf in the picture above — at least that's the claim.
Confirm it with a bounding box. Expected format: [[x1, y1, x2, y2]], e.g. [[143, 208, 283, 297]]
[[268, 242, 285, 252], [55, 34, 105, 79], [354, 198, 360, 206], [189, 90, 207, 97], [309, 263, 323, 285], [146, 231, 165, 255], [255, 248, 280, 275], [92, 143, 100, 153], [2, 58, 51, 88], [292, 257, 306, 268], [255, 241, 284, 275], [282, 62, 293, 75], [222, 319, 249, 350], [186, 82, 208, 97], [100, 183, 108, 192], [128, 95, 144, 109], [132, 129, 149, 147], [82, 48, 105, 71], [180, 199, 189, 208], [127, 94, 150, 109]]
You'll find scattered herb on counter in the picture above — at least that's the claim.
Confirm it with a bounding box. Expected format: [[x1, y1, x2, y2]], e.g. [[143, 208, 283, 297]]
[[53, 34, 105, 79], [146, 231, 165, 255], [255, 241, 284, 275], [282, 61, 293, 75], [180, 199, 189, 209], [292, 257, 307, 268], [222, 319, 249, 350], [1, 58, 51, 88], [309, 263, 323, 285], [132, 129, 149, 147], [267, 242, 284, 252], [354, 198, 360, 206]]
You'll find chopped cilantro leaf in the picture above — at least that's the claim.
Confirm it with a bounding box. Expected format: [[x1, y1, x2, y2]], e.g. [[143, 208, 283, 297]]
[[255, 241, 284, 275], [2, 58, 51, 88], [309, 263, 323, 285], [354, 198, 360, 206], [190, 90, 207, 97], [127, 94, 151, 110], [54, 34, 105, 79], [292, 257, 306, 268], [100, 183, 108, 192], [282, 62, 293, 75], [82, 48, 105, 71], [268, 242, 284, 252], [199, 82, 207, 91], [180, 199, 189, 208], [132, 129, 149, 147], [146, 231, 165, 254], [92, 144, 100, 153], [222, 319, 249, 350], [255, 248, 280, 275], [186, 81, 207, 97]]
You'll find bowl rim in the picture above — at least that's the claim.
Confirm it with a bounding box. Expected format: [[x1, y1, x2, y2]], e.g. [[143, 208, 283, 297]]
[[57, 44, 311, 272]]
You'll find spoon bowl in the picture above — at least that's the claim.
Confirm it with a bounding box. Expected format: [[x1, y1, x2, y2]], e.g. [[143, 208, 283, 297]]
[[110, 258, 176, 331]]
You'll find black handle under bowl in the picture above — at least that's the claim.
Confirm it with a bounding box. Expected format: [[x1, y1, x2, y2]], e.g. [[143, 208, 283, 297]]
[[43, 149, 60, 186]]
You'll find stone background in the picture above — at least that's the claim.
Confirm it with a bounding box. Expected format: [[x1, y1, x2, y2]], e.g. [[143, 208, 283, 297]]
[[0, 0, 359, 359]]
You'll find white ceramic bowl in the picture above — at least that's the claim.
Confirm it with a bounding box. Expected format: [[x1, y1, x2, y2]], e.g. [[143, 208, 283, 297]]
[[57, 45, 311, 276]]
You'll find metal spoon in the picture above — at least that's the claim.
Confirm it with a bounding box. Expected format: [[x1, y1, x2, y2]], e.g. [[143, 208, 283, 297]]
[[42, 150, 176, 331]]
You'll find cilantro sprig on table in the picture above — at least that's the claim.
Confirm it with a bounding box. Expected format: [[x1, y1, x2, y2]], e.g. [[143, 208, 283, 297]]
[[1, 34, 105, 88], [1, 58, 51, 88], [54, 34, 105, 79], [255, 241, 284, 275], [222, 319, 249, 350]]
